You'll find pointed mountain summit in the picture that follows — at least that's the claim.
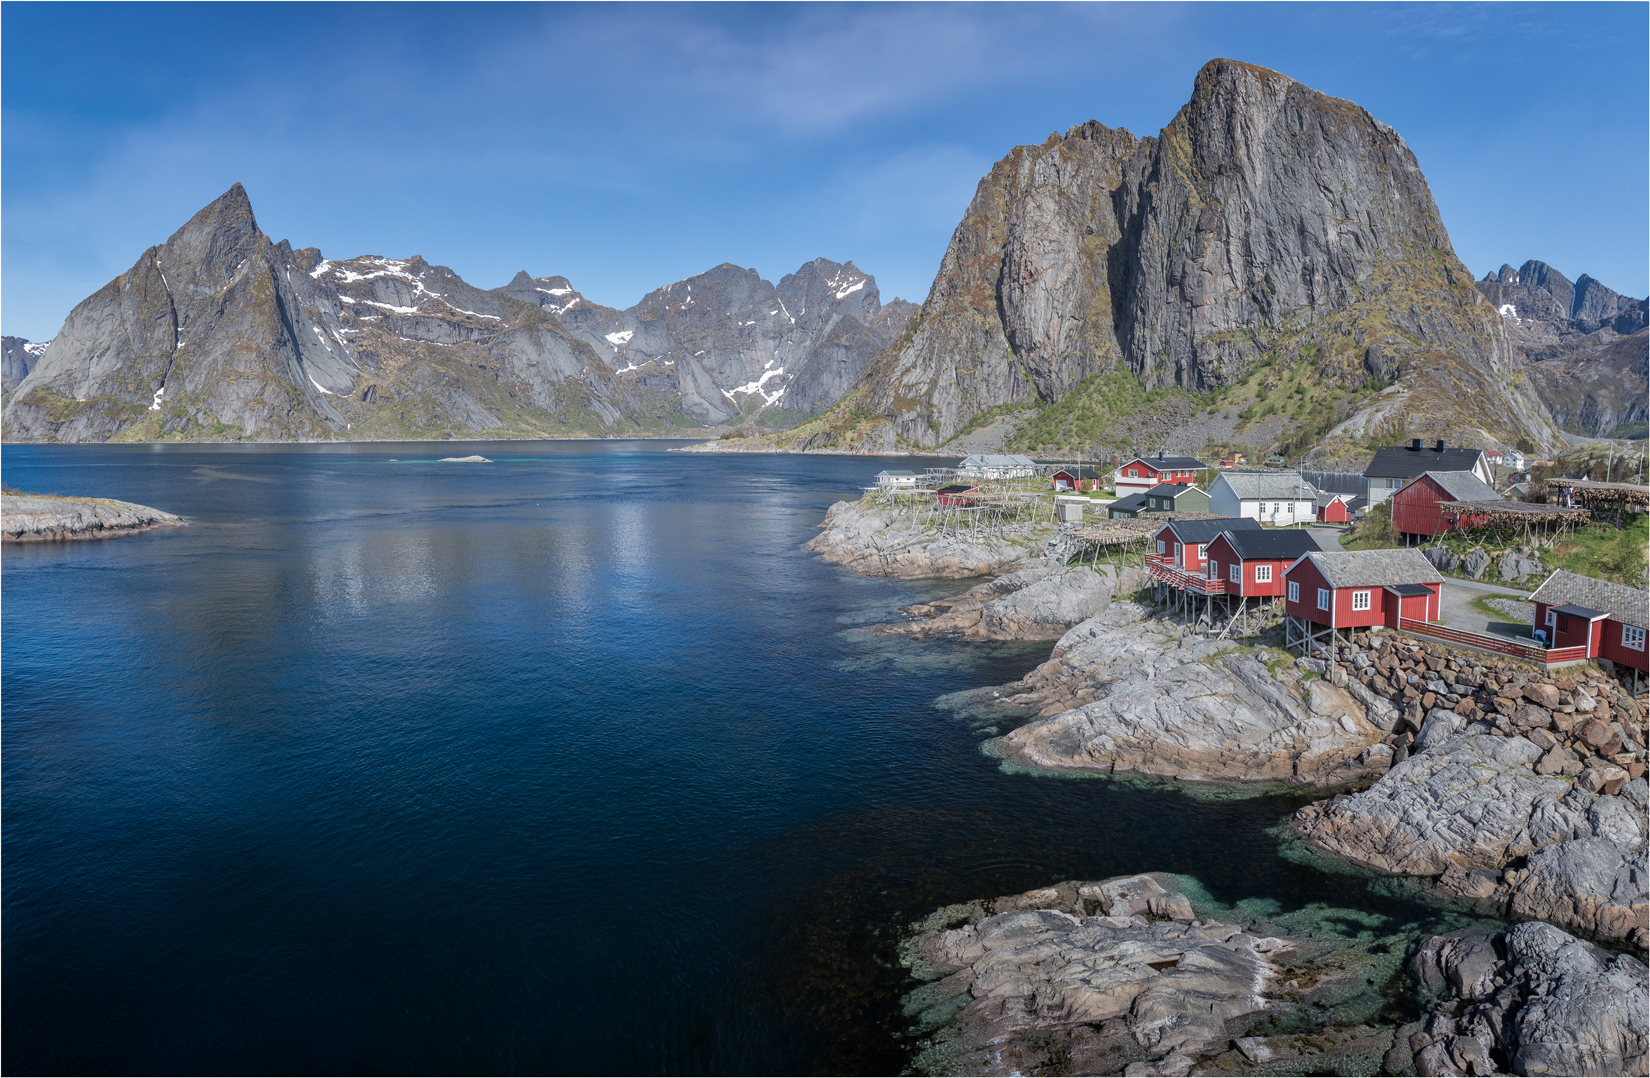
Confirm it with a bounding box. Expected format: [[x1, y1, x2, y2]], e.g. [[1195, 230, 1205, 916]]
[[783, 58, 1559, 458]]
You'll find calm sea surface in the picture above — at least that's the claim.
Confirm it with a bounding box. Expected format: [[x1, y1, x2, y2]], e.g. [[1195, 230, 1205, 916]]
[[4, 441, 1439, 1075]]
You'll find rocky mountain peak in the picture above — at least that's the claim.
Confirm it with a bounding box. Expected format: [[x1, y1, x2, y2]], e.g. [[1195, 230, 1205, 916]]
[[782, 57, 1558, 455]]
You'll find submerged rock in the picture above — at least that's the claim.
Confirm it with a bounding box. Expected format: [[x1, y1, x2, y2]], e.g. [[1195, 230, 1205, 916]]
[[807, 498, 1054, 579], [900, 874, 1421, 1077], [1, 493, 185, 541], [1293, 733, 1649, 944], [1395, 921, 1648, 1077]]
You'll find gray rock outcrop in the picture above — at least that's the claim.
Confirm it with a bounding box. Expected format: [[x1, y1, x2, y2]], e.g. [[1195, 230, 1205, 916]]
[[1498, 547, 1544, 582], [1293, 733, 1648, 943], [1395, 921, 1647, 1077], [806, 498, 1053, 579], [872, 563, 1146, 640], [789, 58, 1557, 455], [2, 493, 185, 540], [901, 874, 1422, 1077]]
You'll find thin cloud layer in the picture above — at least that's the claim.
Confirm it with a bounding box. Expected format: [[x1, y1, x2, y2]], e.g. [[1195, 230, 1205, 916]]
[[2, 3, 1644, 340]]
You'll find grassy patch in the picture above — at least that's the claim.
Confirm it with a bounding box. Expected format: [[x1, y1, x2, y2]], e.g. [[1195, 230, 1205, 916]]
[[1547, 514, 1648, 587], [1007, 371, 1198, 452]]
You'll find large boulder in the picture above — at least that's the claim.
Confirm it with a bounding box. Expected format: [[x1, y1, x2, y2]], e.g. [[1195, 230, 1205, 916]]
[[990, 644, 1389, 788], [1462, 547, 1491, 579], [1293, 734, 1649, 943], [1498, 546, 1545, 582], [1397, 921, 1648, 1077]]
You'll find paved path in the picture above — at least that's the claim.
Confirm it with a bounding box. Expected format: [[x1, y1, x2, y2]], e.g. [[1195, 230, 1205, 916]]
[[1307, 526, 1345, 552], [1439, 580, 1536, 641]]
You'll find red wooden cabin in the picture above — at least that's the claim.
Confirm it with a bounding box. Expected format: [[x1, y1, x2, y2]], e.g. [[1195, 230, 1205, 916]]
[[1205, 530, 1322, 598], [1283, 549, 1442, 630], [1051, 468, 1102, 492], [936, 484, 979, 508], [1315, 493, 1353, 524], [1390, 470, 1501, 539], [1528, 569, 1649, 674], [1149, 517, 1259, 574]]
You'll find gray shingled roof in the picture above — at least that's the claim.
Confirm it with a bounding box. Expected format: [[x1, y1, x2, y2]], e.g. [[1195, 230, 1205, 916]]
[[1529, 569, 1648, 629], [1301, 549, 1443, 588], [1217, 472, 1317, 500], [1411, 470, 1501, 503]]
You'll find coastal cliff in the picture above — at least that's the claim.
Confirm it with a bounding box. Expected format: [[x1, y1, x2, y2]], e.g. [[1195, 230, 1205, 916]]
[[2, 491, 185, 540]]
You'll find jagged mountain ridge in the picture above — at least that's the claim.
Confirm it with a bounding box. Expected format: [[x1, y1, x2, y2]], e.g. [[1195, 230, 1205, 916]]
[[783, 58, 1560, 457], [1478, 260, 1648, 438], [2, 186, 912, 442], [496, 260, 914, 425], [2, 336, 49, 393]]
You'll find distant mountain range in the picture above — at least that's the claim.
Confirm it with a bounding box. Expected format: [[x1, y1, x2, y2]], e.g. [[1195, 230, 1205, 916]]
[[4, 58, 1642, 454], [0, 185, 913, 442], [1477, 261, 1648, 439]]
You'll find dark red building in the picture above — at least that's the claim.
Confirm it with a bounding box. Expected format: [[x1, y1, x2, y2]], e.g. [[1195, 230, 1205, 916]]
[[936, 484, 979, 508], [1283, 548, 1442, 630], [1528, 569, 1648, 675], [1390, 470, 1501, 539], [1205, 530, 1322, 598]]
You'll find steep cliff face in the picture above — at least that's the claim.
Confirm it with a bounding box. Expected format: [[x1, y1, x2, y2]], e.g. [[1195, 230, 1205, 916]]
[[3, 187, 909, 442], [798, 58, 1560, 455], [1478, 261, 1648, 437]]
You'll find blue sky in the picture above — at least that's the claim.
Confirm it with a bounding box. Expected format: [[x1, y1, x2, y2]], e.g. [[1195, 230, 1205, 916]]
[[4, 2, 1645, 340]]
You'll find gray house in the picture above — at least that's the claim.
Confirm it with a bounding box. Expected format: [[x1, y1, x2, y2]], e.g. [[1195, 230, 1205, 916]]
[[1143, 483, 1210, 513]]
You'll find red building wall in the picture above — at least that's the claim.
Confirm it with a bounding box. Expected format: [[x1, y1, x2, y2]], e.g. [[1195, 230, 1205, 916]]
[[1206, 535, 1291, 597], [1317, 499, 1350, 524], [1600, 621, 1650, 672], [1391, 475, 1493, 537]]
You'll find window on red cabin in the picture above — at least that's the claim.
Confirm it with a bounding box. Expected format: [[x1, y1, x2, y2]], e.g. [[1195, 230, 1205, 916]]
[[1288, 581, 1300, 602], [1255, 564, 1272, 582], [1317, 588, 1330, 611], [1624, 626, 1646, 652], [1352, 590, 1371, 611]]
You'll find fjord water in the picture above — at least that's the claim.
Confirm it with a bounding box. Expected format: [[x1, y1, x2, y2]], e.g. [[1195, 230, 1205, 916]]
[[6, 442, 1421, 1075]]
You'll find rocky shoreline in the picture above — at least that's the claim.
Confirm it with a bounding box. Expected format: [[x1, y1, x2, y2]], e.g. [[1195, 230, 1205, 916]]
[[1, 492, 185, 541], [811, 492, 1647, 1073]]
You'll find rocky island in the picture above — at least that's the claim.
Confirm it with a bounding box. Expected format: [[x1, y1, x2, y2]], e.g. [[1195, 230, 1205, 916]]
[[1, 490, 185, 541]]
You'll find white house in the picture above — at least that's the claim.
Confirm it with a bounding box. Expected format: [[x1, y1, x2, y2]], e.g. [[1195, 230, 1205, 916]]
[[875, 470, 917, 488], [957, 454, 1037, 479], [1208, 472, 1317, 525]]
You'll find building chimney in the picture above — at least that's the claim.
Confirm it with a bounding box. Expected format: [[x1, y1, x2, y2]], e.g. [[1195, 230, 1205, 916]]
[[1435, 439, 1446, 451], [1410, 439, 1423, 450]]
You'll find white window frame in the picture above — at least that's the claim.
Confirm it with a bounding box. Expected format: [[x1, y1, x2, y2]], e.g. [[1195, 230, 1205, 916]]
[[1624, 625, 1646, 652], [1288, 581, 1300, 602], [1545, 608, 1557, 629], [1317, 588, 1331, 611], [1129, 469, 1139, 478], [1156, 540, 1165, 554], [1230, 562, 1241, 583], [1352, 590, 1371, 611], [1255, 564, 1272, 583], [1197, 544, 1206, 560]]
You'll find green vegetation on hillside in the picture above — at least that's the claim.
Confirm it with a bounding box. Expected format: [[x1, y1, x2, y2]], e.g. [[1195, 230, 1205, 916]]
[[1005, 371, 1197, 452]]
